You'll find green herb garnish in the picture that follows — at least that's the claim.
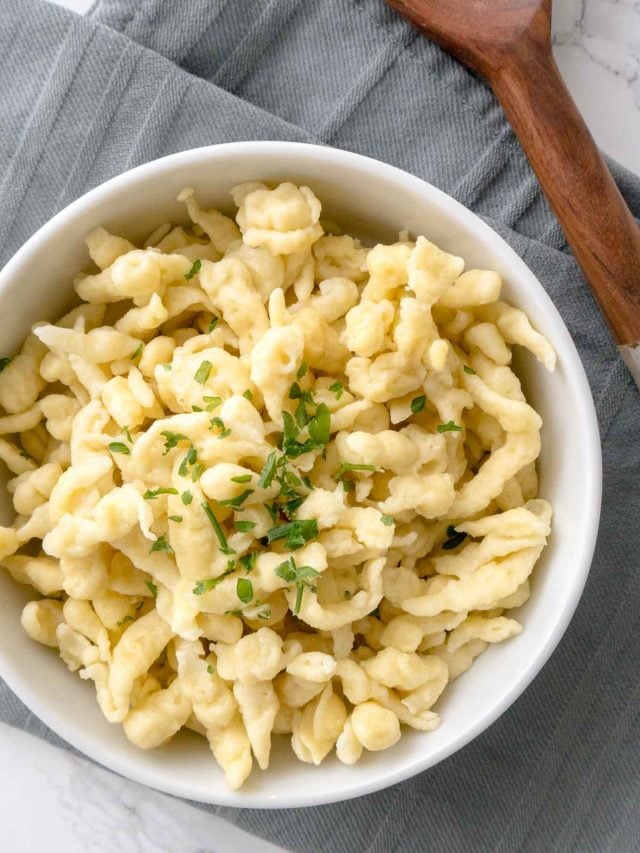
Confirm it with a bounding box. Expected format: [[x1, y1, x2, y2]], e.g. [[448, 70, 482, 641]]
[[108, 442, 130, 455], [150, 535, 174, 554], [192, 566, 235, 595], [329, 381, 344, 399], [207, 664, 215, 674], [143, 487, 179, 500], [274, 556, 320, 615], [120, 425, 133, 443], [203, 395, 222, 412], [308, 403, 330, 446], [181, 490, 193, 506], [201, 501, 235, 555], [258, 450, 277, 488], [117, 614, 135, 626], [209, 416, 231, 438], [218, 489, 254, 508], [463, 365, 477, 375], [160, 431, 188, 455], [236, 577, 253, 604], [239, 551, 258, 572], [380, 515, 394, 526], [178, 443, 204, 480], [296, 361, 308, 380], [130, 342, 144, 361], [437, 421, 463, 433], [160, 363, 172, 371], [207, 317, 219, 333], [231, 474, 252, 484], [243, 389, 254, 401], [334, 462, 382, 480], [146, 580, 158, 598], [194, 360, 213, 385], [185, 259, 202, 280], [410, 395, 426, 414], [235, 520, 257, 533], [168, 515, 183, 523], [266, 518, 318, 551]]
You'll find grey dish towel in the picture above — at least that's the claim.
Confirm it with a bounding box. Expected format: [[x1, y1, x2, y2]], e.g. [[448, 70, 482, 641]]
[[1, 1, 639, 850]]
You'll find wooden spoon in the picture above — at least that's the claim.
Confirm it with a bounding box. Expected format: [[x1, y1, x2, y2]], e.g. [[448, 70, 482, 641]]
[[385, 0, 640, 387]]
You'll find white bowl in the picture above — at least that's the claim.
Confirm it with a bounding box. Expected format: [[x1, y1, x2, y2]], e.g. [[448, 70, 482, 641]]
[[0, 142, 601, 808]]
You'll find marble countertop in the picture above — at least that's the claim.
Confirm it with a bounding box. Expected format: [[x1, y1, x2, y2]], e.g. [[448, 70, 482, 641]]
[[3, 1, 639, 851]]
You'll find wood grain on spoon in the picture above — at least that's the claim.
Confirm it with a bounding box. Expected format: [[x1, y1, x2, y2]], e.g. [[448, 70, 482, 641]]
[[385, 0, 640, 354]]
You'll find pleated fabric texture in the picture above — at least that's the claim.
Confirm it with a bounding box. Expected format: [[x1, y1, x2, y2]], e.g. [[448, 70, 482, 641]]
[[1, 1, 639, 850]]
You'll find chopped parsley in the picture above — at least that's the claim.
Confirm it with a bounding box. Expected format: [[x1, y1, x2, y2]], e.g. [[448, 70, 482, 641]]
[[201, 501, 235, 555], [296, 361, 308, 380], [178, 444, 204, 481], [194, 360, 213, 385], [231, 474, 252, 484], [130, 342, 144, 362], [437, 421, 463, 433], [239, 551, 258, 572], [185, 259, 202, 280], [410, 395, 426, 414], [380, 515, 394, 526], [236, 577, 253, 604], [266, 518, 318, 551], [257, 607, 272, 621], [146, 580, 158, 598], [334, 462, 382, 480], [281, 407, 330, 459], [274, 556, 320, 615], [243, 389, 254, 401], [160, 363, 172, 371], [160, 431, 188, 455], [209, 416, 231, 438], [168, 514, 183, 523], [258, 450, 277, 488], [108, 441, 130, 455], [181, 490, 193, 506], [207, 317, 219, 333], [150, 535, 174, 554], [120, 425, 133, 443], [203, 395, 222, 412], [143, 487, 179, 500], [235, 520, 257, 533], [463, 365, 477, 375], [192, 565, 235, 595], [0, 357, 12, 373], [218, 489, 254, 508], [308, 403, 330, 446], [117, 614, 135, 626], [207, 664, 215, 674], [329, 381, 344, 400]]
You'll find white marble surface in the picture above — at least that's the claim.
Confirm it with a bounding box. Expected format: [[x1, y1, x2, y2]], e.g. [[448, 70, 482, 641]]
[[3, 1, 639, 852], [0, 722, 283, 853]]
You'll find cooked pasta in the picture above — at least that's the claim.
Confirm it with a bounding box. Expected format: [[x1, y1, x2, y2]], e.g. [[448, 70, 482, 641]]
[[0, 181, 554, 788]]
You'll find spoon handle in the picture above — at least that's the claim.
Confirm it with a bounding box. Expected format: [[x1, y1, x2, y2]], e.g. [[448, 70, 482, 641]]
[[488, 43, 640, 351]]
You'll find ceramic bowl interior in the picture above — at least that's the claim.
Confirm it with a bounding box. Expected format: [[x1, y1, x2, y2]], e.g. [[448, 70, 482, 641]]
[[0, 142, 601, 808]]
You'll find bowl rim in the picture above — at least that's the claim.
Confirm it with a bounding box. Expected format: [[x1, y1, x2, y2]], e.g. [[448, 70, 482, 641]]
[[0, 140, 602, 809]]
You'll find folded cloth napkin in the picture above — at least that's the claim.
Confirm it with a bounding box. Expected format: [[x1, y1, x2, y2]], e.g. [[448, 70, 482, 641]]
[[1, 1, 639, 850]]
